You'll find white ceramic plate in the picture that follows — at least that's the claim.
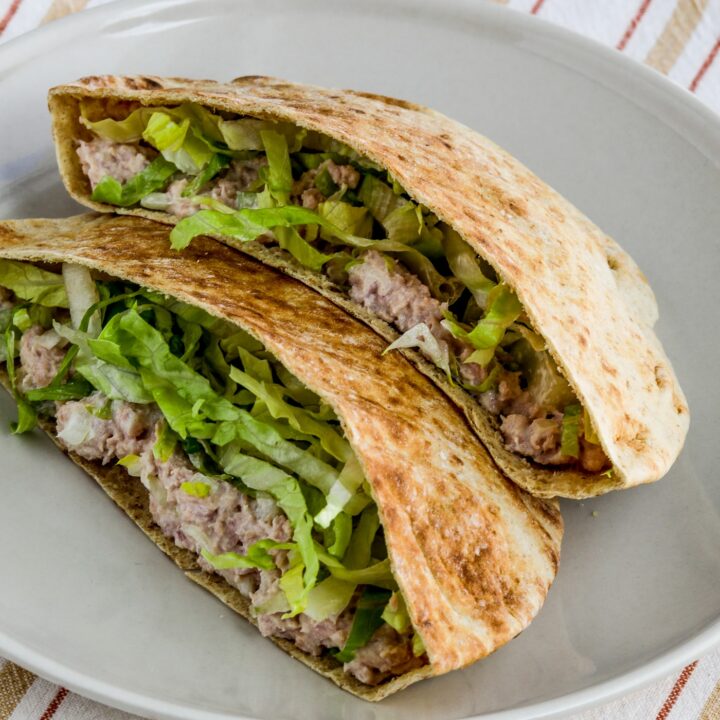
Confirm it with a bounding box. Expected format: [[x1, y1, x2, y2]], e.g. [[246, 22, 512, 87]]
[[1, 1, 719, 718]]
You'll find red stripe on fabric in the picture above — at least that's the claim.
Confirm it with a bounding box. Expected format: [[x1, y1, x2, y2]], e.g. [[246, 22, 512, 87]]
[[0, 0, 23, 35], [617, 0, 654, 51], [689, 37, 720, 92], [38, 687, 68, 720], [655, 662, 698, 720], [530, 0, 547, 14]]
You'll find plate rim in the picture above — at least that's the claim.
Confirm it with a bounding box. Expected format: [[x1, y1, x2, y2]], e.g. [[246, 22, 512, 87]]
[[1, 0, 719, 718]]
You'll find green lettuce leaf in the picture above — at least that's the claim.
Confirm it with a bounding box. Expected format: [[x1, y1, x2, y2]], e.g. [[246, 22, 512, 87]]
[[274, 226, 336, 272], [260, 129, 293, 204], [3, 310, 37, 433], [229, 364, 351, 463], [358, 174, 404, 222], [180, 480, 212, 498], [381, 592, 411, 634], [314, 166, 338, 197], [304, 575, 356, 622], [219, 118, 304, 152], [81, 102, 225, 146], [53, 322, 152, 404], [142, 112, 214, 174], [314, 453, 366, 528], [0, 260, 69, 308], [91, 157, 177, 207], [24, 377, 93, 402], [335, 586, 392, 662], [201, 538, 282, 571], [384, 323, 455, 382], [561, 404, 582, 458], [219, 447, 318, 614], [182, 153, 231, 197], [443, 284, 522, 366], [343, 505, 380, 570], [442, 225, 496, 308], [153, 419, 178, 461], [317, 200, 372, 238], [327, 511, 353, 558]]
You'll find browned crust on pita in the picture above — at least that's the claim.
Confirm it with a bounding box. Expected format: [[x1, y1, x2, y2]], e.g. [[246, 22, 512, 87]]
[[47, 76, 688, 499], [0, 215, 562, 695]]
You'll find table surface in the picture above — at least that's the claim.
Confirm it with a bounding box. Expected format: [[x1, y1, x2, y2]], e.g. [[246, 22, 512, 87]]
[[0, 1, 719, 719]]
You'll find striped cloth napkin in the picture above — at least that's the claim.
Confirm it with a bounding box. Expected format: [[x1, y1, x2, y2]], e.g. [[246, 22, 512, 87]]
[[0, 1, 719, 719]]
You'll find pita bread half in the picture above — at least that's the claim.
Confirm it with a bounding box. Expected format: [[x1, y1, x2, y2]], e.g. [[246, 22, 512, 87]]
[[48, 75, 688, 498], [0, 214, 562, 699]]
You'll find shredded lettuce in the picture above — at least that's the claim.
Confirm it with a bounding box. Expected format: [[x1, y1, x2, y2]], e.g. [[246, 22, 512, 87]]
[[327, 511, 353, 558], [317, 200, 372, 238], [201, 538, 282, 571], [24, 377, 93, 402], [314, 166, 338, 197], [229, 365, 351, 463], [274, 226, 336, 272], [218, 447, 318, 613], [142, 112, 214, 175], [442, 226, 496, 308], [153, 419, 178, 461], [182, 153, 231, 197], [381, 592, 411, 634], [62, 264, 100, 336], [81, 103, 224, 146], [4, 308, 37, 433], [171, 205, 320, 245], [304, 575, 356, 622], [181, 480, 211, 498], [584, 409, 600, 445], [302, 132, 382, 170], [219, 118, 304, 152], [561, 404, 582, 458], [335, 587, 392, 662], [343, 506, 380, 570], [385, 323, 454, 382], [2, 257, 408, 635], [443, 284, 522, 367], [357, 174, 403, 222], [54, 322, 152, 404], [314, 454, 366, 528], [260, 129, 293, 204], [0, 261, 68, 308], [383, 203, 421, 245]]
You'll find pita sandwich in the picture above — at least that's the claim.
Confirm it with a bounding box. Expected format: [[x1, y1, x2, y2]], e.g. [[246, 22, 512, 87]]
[[0, 214, 562, 700], [48, 75, 689, 498]]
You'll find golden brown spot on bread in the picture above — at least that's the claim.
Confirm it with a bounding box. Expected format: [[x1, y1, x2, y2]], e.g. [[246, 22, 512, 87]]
[[601, 360, 617, 376], [654, 365, 669, 389], [351, 91, 419, 111]]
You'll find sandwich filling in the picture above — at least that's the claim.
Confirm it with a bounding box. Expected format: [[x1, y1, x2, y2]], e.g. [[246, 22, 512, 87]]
[[0, 260, 427, 686], [74, 101, 609, 473]]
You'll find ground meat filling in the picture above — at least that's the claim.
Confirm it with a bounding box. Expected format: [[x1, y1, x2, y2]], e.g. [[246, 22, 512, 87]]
[[18, 326, 67, 391], [348, 253, 606, 471], [77, 137, 151, 190], [46, 385, 421, 684]]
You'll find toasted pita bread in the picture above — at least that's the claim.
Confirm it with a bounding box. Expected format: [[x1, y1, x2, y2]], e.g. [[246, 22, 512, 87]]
[[47, 76, 688, 498], [0, 214, 562, 699]]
